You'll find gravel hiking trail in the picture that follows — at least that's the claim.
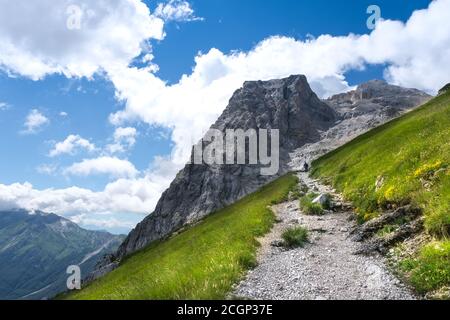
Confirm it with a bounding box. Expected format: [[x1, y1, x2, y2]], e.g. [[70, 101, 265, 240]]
[[233, 172, 416, 300]]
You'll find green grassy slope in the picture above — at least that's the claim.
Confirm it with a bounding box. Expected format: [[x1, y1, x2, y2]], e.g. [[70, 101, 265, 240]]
[[63, 173, 298, 300], [312, 91, 450, 295]]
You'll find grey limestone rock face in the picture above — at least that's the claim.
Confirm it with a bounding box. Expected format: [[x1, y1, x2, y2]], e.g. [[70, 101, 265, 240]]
[[327, 80, 431, 119]]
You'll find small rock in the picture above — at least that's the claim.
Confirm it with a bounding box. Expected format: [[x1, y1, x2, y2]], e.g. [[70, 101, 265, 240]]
[[274, 217, 283, 223], [375, 176, 385, 191], [270, 240, 285, 248], [312, 194, 329, 206], [333, 202, 343, 209]]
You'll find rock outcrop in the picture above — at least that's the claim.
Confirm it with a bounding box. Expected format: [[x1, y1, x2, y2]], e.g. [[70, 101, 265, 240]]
[[438, 83, 450, 95]]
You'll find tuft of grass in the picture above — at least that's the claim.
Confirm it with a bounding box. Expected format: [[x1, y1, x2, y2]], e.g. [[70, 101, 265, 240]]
[[311, 92, 450, 294], [62, 173, 298, 300], [376, 216, 414, 237], [299, 193, 324, 215], [399, 241, 450, 293], [376, 224, 398, 237], [281, 227, 309, 248], [290, 183, 309, 201]]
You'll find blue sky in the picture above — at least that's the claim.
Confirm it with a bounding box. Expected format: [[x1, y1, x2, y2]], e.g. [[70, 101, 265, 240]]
[[153, 0, 431, 84], [1, 0, 447, 234]]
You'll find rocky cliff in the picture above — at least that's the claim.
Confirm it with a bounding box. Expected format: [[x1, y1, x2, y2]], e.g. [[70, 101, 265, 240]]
[[99, 76, 431, 275]]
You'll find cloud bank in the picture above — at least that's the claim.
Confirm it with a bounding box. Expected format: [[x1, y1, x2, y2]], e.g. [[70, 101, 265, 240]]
[[0, 156, 175, 225]]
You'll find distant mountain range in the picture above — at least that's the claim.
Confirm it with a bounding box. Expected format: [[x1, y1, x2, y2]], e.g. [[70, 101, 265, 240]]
[[0, 209, 124, 300]]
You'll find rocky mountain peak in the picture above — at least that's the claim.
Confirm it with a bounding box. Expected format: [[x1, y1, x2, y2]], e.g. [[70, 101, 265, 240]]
[[326, 80, 431, 119], [241, 75, 312, 96], [214, 74, 337, 147]]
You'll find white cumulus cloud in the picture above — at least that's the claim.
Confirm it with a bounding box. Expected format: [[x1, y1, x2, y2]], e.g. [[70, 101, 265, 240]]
[[155, 0, 203, 22], [49, 134, 96, 157], [36, 164, 58, 175], [106, 127, 137, 154], [22, 109, 49, 134], [0, 156, 177, 229], [64, 156, 139, 179], [70, 214, 135, 230], [0, 0, 165, 80], [109, 0, 450, 169], [0, 102, 9, 110]]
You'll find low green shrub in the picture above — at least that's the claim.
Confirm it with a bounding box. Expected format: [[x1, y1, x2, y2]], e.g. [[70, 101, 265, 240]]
[[281, 226, 309, 248], [299, 193, 324, 215]]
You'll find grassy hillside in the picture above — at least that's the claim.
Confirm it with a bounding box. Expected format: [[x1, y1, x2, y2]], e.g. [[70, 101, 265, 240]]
[[312, 91, 450, 295], [63, 173, 298, 300]]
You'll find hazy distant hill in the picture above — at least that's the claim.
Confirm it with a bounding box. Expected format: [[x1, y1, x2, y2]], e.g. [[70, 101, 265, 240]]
[[0, 209, 124, 300]]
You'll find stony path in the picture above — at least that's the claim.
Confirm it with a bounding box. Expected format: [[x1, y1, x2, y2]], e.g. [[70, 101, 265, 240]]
[[233, 173, 416, 300]]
